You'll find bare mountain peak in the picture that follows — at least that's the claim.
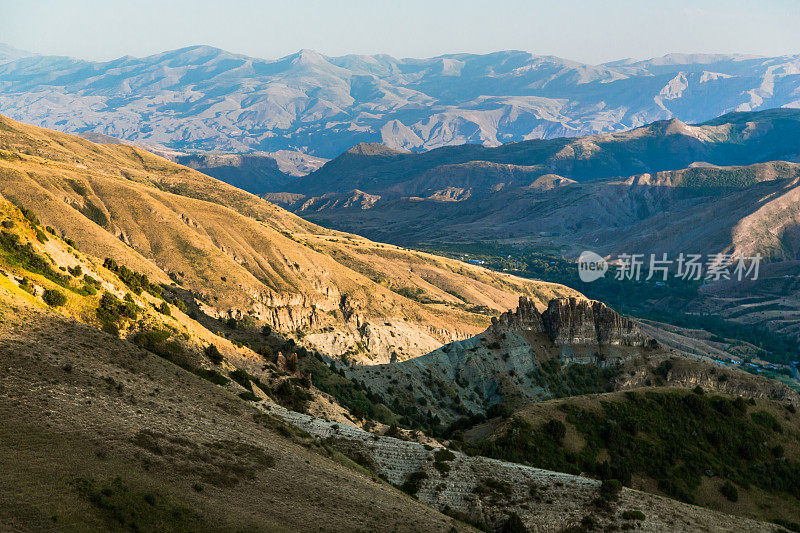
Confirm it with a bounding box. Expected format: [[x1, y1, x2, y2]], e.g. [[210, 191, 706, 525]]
[[293, 48, 327, 64]]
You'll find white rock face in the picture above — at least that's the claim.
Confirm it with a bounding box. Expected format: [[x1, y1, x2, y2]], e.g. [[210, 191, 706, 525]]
[[1, 46, 800, 157]]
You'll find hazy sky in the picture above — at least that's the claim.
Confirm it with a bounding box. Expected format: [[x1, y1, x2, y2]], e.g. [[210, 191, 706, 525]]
[[2, 0, 800, 64]]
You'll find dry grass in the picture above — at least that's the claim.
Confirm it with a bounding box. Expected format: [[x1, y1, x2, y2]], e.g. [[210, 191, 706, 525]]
[[0, 114, 578, 362]]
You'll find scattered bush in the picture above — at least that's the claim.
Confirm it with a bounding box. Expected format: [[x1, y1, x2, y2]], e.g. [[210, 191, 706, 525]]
[[0, 231, 71, 287], [239, 391, 260, 402], [73, 476, 206, 530], [103, 257, 162, 297], [204, 344, 223, 365], [599, 479, 623, 502], [621, 510, 645, 521], [434, 449, 456, 462], [487, 403, 511, 419], [400, 470, 427, 496], [157, 301, 171, 316], [719, 480, 738, 502], [272, 380, 311, 413], [17, 204, 39, 226], [229, 369, 252, 390], [195, 368, 229, 386], [42, 288, 67, 307], [476, 477, 511, 497], [132, 329, 183, 360], [96, 292, 139, 334], [751, 411, 782, 433]]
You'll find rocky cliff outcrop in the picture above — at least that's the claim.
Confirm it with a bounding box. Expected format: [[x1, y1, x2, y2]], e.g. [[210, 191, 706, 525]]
[[492, 296, 651, 347], [490, 295, 545, 333]]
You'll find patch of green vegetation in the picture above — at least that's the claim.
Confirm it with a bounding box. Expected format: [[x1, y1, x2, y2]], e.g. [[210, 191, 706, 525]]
[[73, 476, 208, 532], [103, 258, 162, 298], [96, 292, 140, 334], [621, 509, 645, 521], [719, 480, 739, 502], [531, 359, 618, 398], [229, 369, 253, 390], [204, 344, 223, 365], [42, 288, 67, 307], [432, 449, 455, 476], [400, 470, 427, 496], [299, 351, 400, 425], [272, 379, 312, 414], [476, 477, 511, 498], [0, 230, 71, 286], [678, 166, 761, 189], [35, 227, 48, 243], [238, 391, 260, 402], [460, 390, 800, 506], [193, 368, 230, 386], [132, 329, 183, 360]]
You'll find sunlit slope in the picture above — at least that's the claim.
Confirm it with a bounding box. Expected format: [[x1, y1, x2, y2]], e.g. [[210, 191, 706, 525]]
[[0, 115, 577, 362]]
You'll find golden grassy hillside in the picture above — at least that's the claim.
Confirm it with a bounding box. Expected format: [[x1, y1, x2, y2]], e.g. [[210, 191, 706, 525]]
[[0, 114, 577, 363]]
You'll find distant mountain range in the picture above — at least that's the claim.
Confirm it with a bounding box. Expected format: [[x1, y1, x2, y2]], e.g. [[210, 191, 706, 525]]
[[2, 43, 800, 159], [269, 108, 800, 260]]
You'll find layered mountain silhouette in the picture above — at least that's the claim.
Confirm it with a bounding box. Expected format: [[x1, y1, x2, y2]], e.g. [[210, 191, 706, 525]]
[[269, 108, 800, 263], [3, 44, 800, 157]]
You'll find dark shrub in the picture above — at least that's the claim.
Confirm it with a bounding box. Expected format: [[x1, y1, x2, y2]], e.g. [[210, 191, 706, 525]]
[[400, 470, 427, 496], [43, 288, 67, 307], [501, 512, 527, 533], [599, 479, 623, 502], [621, 510, 645, 521], [239, 391, 260, 402], [719, 480, 738, 502], [487, 402, 511, 419], [229, 369, 252, 390], [205, 344, 223, 365], [434, 449, 456, 462], [543, 419, 567, 442]]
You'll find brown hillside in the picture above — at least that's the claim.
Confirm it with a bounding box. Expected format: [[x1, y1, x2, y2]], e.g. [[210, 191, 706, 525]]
[[0, 114, 577, 363]]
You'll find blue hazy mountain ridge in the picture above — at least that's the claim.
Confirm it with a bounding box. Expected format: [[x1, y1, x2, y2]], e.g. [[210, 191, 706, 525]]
[[285, 108, 800, 195], [0, 43, 799, 158]]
